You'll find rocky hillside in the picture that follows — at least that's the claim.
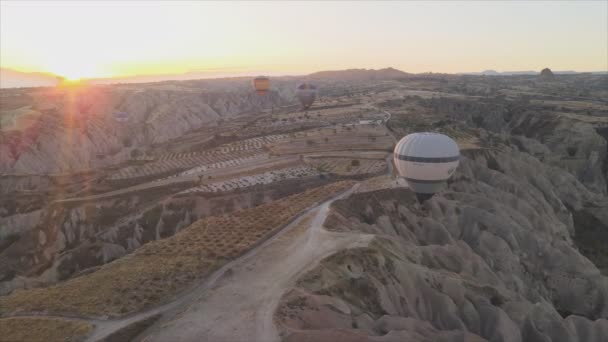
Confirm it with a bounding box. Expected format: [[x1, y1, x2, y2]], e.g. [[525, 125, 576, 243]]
[[309, 67, 409, 81], [277, 144, 608, 342], [0, 82, 294, 174], [407, 96, 608, 194], [0, 176, 330, 296], [1, 72, 606, 341]]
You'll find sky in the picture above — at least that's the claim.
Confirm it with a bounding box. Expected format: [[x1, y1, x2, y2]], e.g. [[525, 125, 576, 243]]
[[1, 1, 607, 80]]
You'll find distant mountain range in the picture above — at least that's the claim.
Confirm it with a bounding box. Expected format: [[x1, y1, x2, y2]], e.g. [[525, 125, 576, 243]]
[[460, 69, 607, 76], [0, 68, 302, 89], [308, 67, 410, 80], [0, 68, 62, 88], [1, 67, 606, 89]]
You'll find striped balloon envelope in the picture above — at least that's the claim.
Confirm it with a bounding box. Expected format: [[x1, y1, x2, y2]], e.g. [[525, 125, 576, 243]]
[[394, 132, 460, 202]]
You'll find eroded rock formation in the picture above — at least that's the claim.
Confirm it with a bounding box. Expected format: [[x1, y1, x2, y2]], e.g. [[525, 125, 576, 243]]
[[277, 146, 608, 342]]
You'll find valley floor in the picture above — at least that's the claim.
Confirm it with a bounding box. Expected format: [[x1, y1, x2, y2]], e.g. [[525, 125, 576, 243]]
[[134, 184, 373, 342]]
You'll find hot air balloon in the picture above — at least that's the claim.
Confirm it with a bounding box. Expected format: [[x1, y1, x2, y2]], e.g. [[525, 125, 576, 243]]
[[114, 111, 129, 122], [253, 76, 270, 96], [393, 132, 460, 202], [296, 83, 317, 109]]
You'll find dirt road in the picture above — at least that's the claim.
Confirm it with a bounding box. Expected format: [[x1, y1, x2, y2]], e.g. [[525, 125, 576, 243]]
[[133, 185, 373, 342]]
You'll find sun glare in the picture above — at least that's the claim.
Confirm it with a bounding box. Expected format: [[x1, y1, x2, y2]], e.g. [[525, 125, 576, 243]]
[[65, 75, 81, 82], [44, 57, 110, 82]]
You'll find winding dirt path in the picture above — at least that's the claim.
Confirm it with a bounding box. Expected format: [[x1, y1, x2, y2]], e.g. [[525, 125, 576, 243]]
[[129, 185, 373, 342], [2, 192, 375, 341]]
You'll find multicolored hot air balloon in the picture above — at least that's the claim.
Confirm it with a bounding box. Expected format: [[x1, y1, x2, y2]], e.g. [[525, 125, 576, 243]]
[[296, 83, 317, 109], [253, 76, 270, 96], [393, 132, 460, 202]]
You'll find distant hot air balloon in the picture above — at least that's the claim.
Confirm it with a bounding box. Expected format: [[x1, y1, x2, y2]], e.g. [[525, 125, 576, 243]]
[[394, 132, 460, 202], [114, 111, 129, 122], [253, 76, 271, 96], [296, 83, 317, 109]]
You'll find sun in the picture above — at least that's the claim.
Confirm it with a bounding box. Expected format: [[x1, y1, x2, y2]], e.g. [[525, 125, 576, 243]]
[[64, 74, 81, 82], [46, 58, 108, 83], [59, 68, 89, 82]]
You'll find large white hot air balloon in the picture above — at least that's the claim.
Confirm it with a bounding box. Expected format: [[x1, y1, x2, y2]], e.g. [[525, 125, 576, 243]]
[[296, 83, 317, 109], [394, 132, 460, 202]]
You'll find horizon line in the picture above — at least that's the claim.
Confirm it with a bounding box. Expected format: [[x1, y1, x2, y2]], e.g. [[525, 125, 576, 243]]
[[1, 66, 607, 89]]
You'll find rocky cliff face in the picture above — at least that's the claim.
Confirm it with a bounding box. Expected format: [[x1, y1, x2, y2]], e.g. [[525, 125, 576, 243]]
[[1, 83, 294, 174], [277, 146, 608, 342], [420, 97, 608, 194], [0, 177, 328, 295]]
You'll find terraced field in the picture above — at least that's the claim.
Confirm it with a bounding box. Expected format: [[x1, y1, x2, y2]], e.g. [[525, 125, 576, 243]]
[[180, 166, 319, 194], [0, 317, 93, 342], [107, 150, 267, 181], [241, 121, 325, 138], [271, 133, 394, 155], [107, 124, 393, 183], [0, 181, 354, 318], [180, 165, 320, 194], [156, 134, 289, 161], [269, 105, 386, 128], [306, 157, 387, 176], [107, 134, 290, 181], [294, 123, 388, 138], [170, 153, 270, 178]]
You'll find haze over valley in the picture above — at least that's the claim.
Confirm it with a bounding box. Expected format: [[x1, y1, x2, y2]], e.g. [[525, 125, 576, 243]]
[[1, 1, 607, 342]]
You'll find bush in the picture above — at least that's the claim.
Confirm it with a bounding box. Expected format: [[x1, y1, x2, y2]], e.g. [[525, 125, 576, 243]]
[[566, 146, 577, 157], [130, 149, 142, 159], [123, 137, 133, 148], [351, 159, 360, 167]]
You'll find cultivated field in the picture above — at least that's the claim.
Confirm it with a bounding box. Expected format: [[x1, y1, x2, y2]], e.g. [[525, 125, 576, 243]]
[[180, 165, 320, 194], [169, 153, 270, 178], [531, 99, 608, 112], [108, 150, 266, 181], [108, 134, 289, 181], [306, 157, 386, 176], [0, 181, 354, 318], [270, 124, 394, 155], [157, 133, 289, 161], [0, 317, 93, 342], [556, 111, 608, 123], [271, 135, 393, 155]]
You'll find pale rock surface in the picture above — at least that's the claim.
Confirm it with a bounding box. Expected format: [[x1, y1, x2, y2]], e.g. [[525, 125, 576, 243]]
[[277, 148, 608, 342]]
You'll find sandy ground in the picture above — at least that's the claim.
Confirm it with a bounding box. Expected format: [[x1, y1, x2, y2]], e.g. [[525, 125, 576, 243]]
[[132, 185, 373, 342]]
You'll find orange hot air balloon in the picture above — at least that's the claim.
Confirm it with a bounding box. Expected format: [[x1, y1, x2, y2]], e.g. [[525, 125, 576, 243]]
[[253, 76, 271, 96]]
